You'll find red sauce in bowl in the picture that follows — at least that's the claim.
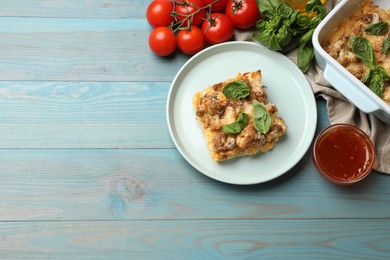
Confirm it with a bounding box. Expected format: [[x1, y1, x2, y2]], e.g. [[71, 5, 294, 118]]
[[313, 124, 376, 184]]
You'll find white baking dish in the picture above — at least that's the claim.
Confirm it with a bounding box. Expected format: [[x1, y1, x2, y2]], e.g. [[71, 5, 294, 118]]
[[313, 0, 390, 123]]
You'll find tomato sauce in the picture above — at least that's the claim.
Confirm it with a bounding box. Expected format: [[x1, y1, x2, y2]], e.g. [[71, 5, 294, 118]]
[[313, 125, 375, 183]]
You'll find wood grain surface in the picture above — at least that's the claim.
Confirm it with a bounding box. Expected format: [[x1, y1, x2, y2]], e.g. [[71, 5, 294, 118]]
[[0, 0, 389, 259], [1, 220, 389, 259]]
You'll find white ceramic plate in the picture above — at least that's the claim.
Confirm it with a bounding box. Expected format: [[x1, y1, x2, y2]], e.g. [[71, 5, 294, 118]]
[[166, 41, 317, 185]]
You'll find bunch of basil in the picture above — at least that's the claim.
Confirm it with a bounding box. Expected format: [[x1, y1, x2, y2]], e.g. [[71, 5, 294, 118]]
[[253, 0, 326, 73]]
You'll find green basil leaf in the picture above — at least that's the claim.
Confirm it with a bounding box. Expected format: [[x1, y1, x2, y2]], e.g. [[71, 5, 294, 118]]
[[290, 8, 300, 23], [253, 22, 283, 51], [300, 28, 315, 44], [378, 66, 390, 81], [294, 15, 311, 32], [277, 25, 293, 48], [276, 2, 294, 18], [297, 42, 314, 73], [382, 35, 390, 54], [222, 112, 249, 134], [350, 36, 375, 68], [222, 122, 242, 135], [223, 81, 250, 100], [305, 0, 326, 19], [253, 100, 271, 134], [297, 29, 315, 73], [364, 22, 389, 35], [365, 68, 385, 97], [258, 0, 282, 17]]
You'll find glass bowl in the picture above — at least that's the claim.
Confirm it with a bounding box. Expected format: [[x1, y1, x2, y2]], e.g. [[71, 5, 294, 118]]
[[312, 124, 376, 185]]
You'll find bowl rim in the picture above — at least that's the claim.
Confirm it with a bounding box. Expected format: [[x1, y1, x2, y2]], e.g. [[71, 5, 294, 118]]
[[312, 123, 376, 185]]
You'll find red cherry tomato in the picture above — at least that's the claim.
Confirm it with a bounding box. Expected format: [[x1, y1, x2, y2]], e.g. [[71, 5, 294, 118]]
[[225, 0, 260, 29], [202, 13, 234, 45], [146, 0, 175, 28], [148, 27, 177, 56], [202, 0, 228, 12], [177, 26, 205, 55], [175, 0, 206, 27]]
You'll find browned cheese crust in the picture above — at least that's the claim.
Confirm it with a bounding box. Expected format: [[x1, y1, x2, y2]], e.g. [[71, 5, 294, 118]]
[[192, 70, 287, 162], [323, 0, 390, 105]]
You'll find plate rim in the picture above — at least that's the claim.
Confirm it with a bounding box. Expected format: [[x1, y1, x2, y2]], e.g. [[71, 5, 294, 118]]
[[166, 41, 317, 185]]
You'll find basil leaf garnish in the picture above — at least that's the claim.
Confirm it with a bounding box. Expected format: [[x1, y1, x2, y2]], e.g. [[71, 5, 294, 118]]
[[382, 35, 390, 54], [222, 112, 249, 134], [350, 36, 375, 68], [223, 81, 250, 100], [364, 22, 389, 35], [350, 35, 390, 97], [253, 100, 271, 134], [365, 67, 390, 97]]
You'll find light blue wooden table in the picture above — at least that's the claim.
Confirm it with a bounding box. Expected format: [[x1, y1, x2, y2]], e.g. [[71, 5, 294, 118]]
[[0, 1, 389, 259]]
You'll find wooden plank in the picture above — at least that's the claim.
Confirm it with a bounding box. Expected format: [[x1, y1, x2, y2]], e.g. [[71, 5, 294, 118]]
[[0, 220, 389, 259], [0, 148, 388, 221], [0, 0, 148, 19], [0, 82, 330, 148], [0, 17, 188, 81], [0, 81, 172, 148]]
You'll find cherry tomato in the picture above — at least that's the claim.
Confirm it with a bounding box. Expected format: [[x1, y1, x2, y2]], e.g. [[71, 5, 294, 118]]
[[225, 0, 260, 29], [202, 0, 228, 12], [175, 0, 206, 27], [202, 13, 234, 45], [146, 0, 175, 28], [177, 26, 205, 55], [148, 27, 177, 56]]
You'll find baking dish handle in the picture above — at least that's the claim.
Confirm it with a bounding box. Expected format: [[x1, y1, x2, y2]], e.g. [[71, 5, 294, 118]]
[[323, 65, 378, 114]]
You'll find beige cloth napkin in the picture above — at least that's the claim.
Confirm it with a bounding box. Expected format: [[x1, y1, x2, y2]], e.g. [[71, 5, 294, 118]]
[[234, 29, 390, 174]]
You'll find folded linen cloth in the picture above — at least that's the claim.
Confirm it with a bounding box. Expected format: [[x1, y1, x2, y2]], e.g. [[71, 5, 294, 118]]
[[233, 29, 390, 174]]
